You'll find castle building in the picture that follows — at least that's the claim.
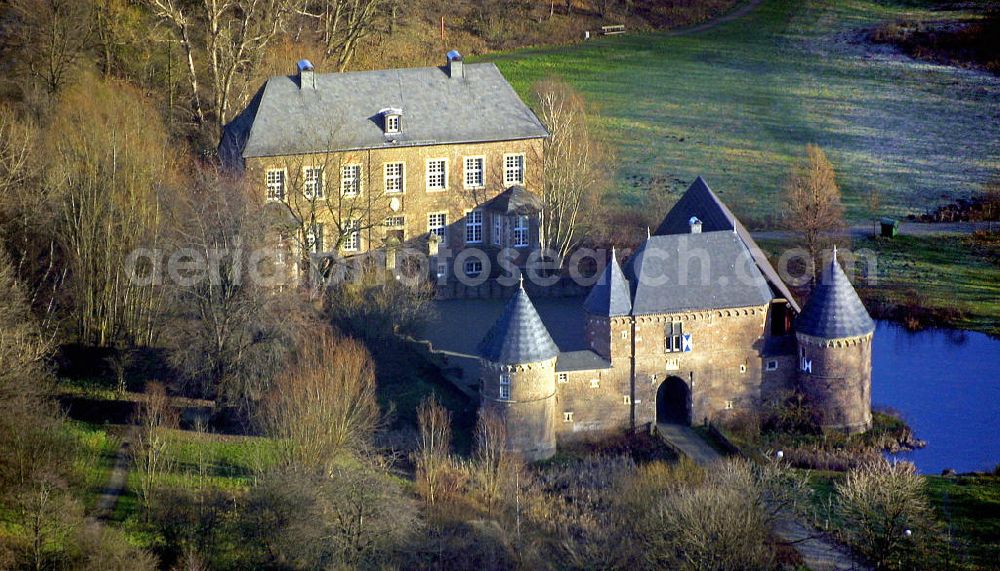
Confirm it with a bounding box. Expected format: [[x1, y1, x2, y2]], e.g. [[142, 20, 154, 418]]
[[478, 177, 874, 460], [220, 52, 548, 278]]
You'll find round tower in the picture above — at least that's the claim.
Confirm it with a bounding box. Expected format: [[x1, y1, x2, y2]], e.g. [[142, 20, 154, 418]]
[[477, 282, 559, 461], [795, 249, 875, 433]]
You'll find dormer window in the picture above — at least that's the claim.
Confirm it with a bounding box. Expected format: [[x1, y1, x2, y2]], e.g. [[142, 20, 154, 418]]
[[380, 108, 403, 135]]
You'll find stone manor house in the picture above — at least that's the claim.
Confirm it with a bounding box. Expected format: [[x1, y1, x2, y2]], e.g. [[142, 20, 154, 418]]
[[220, 52, 548, 281], [222, 54, 875, 461]]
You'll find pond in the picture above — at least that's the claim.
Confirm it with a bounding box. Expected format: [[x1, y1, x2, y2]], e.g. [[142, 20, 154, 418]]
[[873, 321, 1000, 474]]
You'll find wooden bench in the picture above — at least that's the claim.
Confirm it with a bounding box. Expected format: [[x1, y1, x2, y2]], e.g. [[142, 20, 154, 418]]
[[601, 24, 626, 35]]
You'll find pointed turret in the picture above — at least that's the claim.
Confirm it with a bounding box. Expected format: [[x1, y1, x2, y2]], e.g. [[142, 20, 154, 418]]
[[795, 249, 875, 434], [478, 282, 559, 365], [796, 249, 875, 339], [583, 248, 632, 317], [477, 284, 559, 461]]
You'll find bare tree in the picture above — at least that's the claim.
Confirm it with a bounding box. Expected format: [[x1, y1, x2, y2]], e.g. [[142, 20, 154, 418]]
[[866, 187, 882, 237], [631, 458, 791, 571], [143, 0, 293, 141], [291, 0, 385, 71], [472, 407, 520, 516], [2, 0, 95, 99], [413, 394, 452, 505], [782, 144, 846, 281], [132, 381, 178, 517], [262, 329, 381, 470], [836, 459, 935, 571], [254, 459, 419, 568], [45, 77, 171, 347], [165, 169, 306, 409], [534, 78, 604, 264]]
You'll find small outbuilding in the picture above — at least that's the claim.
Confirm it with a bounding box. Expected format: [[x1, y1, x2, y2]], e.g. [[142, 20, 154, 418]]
[[880, 217, 899, 237]]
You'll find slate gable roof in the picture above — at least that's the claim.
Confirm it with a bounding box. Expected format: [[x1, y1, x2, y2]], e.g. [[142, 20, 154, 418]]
[[480, 185, 543, 215], [583, 249, 632, 317], [653, 177, 801, 312], [556, 350, 612, 372], [478, 284, 559, 365], [220, 63, 549, 165], [796, 252, 875, 339], [623, 232, 776, 315]]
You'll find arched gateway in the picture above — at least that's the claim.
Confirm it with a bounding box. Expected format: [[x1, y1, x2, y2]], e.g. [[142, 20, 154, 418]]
[[656, 376, 691, 425]]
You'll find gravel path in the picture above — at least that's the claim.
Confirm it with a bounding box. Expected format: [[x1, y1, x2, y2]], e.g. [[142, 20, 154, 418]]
[[92, 426, 134, 522]]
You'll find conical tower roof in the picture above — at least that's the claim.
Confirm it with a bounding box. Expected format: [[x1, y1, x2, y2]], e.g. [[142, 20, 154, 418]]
[[583, 248, 632, 317], [796, 250, 875, 339], [478, 283, 559, 365]]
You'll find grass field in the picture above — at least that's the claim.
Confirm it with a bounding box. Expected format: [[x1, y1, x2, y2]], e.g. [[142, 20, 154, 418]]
[[855, 234, 1000, 335], [487, 0, 1000, 224], [755, 233, 1000, 335]]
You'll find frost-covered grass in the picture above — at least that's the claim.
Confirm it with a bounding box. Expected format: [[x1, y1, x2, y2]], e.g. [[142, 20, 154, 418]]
[[487, 0, 1000, 224]]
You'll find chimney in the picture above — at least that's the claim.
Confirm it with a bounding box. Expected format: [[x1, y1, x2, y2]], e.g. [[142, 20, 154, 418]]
[[689, 216, 702, 234], [446, 50, 464, 79], [297, 59, 315, 89]]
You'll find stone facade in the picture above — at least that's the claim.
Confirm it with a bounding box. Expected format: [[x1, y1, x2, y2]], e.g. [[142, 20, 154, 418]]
[[796, 332, 873, 433], [481, 358, 557, 461], [244, 138, 545, 263], [478, 178, 874, 459]]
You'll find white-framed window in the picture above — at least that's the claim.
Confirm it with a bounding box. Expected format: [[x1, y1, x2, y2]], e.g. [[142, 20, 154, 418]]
[[464, 259, 483, 278], [384, 215, 405, 228], [343, 220, 360, 252], [724, 400, 735, 410], [590, 378, 600, 389], [623, 395, 632, 405], [303, 166, 324, 199], [341, 164, 361, 196], [740, 364, 747, 374], [428, 212, 447, 239], [499, 373, 511, 400], [513, 214, 529, 247], [426, 158, 447, 191], [766, 360, 779, 371], [503, 153, 525, 186], [492, 213, 504, 246], [385, 114, 400, 134], [464, 156, 484, 188], [265, 168, 286, 201], [563, 411, 574, 423], [557, 373, 568, 384], [621, 330, 628, 339], [665, 322, 683, 353], [384, 162, 404, 193], [306, 223, 324, 253], [465, 210, 483, 244]]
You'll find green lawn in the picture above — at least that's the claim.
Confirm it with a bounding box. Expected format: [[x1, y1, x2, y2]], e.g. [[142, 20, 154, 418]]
[[855, 234, 1000, 335], [486, 0, 1000, 223], [925, 474, 1000, 570]]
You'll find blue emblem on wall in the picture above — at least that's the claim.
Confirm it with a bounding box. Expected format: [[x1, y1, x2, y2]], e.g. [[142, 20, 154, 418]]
[[682, 334, 693, 352]]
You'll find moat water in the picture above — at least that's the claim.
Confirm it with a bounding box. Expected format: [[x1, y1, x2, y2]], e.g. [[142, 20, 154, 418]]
[[873, 321, 1000, 474]]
